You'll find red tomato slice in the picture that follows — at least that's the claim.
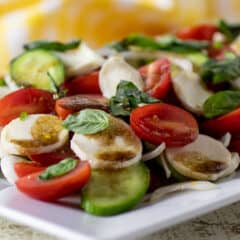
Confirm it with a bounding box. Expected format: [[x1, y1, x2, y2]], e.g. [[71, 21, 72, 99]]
[[14, 162, 45, 178], [0, 88, 54, 126], [55, 102, 74, 120], [139, 58, 171, 99], [63, 71, 101, 95], [16, 161, 91, 201], [29, 144, 76, 166], [202, 108, 240, 137], [176, 24, 217, 41], [130, 103, 198, 147]]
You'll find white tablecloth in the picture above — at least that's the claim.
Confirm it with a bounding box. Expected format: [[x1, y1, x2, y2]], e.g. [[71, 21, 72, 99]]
[[1, 202, 240, 240]]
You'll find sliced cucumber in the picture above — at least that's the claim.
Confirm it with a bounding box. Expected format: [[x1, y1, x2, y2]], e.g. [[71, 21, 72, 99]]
[[10, 49, 64, 92], [81, 163, 150, 216]]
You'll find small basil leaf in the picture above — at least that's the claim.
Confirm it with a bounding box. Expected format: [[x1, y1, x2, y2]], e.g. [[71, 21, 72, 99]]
[[218, 19, 240, 42], [201, 56, 240, 84], [24, 39, 81, 52], [109, 81, 159, 117], [62, 109, 109, 134], [19, 112, 28, 121], [39, 158, 78, 181], [109, 34, 209, 53], [203, 91, 240, 119]]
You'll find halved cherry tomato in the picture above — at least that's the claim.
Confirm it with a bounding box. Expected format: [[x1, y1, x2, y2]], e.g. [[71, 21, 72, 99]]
[[55, 102, 73, 120], [202, 108, 240, 137], [29, 144, 76, 166], [176, 24, 217, 41], [208, 45, 236, 60], [229, 138, 240, 154], [14, 162, 45, 178], [0, 88, 54, 126], [130, 103, 198, 147], [139, 58, 171, 99], [63, 71, 101, 95], [55, 94, 109, 120], [16, 161, 91, 201]]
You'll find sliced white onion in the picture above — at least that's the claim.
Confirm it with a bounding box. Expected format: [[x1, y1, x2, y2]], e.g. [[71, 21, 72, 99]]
[[142, 143, 166, 161], [159, 153, 171, 179], [1, 155, 28, 184], [117, 50, 193, 72], [220, 132, 232, 148], [4, 75, 20, 91], [147, 181, 218, 203]]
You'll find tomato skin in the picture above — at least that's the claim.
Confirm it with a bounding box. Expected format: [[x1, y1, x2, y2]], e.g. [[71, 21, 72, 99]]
[[0, 88, 54, 126], [130, 103, 198, 147], [16, 161, 91, 201], [55, 102, 73, 120], [229, 138, 240, 154], [176, 24, 217, 41], [139, 58, 171, 99], [29, 144, 76, 166], [55, 94, 109, 120], [14, 162, 45, 178], [63, 71, 101, 95], [202, 108, 240, 137]]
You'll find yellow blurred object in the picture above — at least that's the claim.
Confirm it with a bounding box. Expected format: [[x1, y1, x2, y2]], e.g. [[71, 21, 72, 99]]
[[1, 0, 240, 74]]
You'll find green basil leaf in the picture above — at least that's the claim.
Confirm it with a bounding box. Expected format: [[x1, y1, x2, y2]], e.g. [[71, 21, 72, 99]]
[[39, 158, 78, 181], [109, 34, 209, 53], [218, 19, 240, 42], [19, 112, 28, 121], [62, 109, 109, 134], [24, 39, 81, 52], [203, 90, 240, 119], [201, 56, 240, 84], [109, 81, 159, 117]]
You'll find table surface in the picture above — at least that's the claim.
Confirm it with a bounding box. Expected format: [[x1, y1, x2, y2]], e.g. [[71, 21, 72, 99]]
[[1, 202, 240, 240]]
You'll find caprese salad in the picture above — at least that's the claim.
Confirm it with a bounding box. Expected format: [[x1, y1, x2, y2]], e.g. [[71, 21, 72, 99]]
[[0, 19, 240, 216]]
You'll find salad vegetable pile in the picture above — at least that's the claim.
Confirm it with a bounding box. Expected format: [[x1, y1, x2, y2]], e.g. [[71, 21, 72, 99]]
[[1, 20, 240, 216]]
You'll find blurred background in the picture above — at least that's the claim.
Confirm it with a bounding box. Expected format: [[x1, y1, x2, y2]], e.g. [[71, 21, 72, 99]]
[[0, 0, 240, 74]]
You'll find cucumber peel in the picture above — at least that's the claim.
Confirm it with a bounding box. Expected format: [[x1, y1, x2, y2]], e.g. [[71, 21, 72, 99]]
[[81, 163, 150, 216], [10, 49, 65, 92]]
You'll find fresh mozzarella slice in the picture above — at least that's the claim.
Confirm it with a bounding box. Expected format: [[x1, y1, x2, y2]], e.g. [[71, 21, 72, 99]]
[[1, 114, 68, 155], [99, 56, 144, 98], [71, 116, 142, 169], [55, 42, 105, 76], [172, 70, 212, 114], [0, 127, 8, 158], [1, 155, 28, 184], [165, 134, 239, 181]]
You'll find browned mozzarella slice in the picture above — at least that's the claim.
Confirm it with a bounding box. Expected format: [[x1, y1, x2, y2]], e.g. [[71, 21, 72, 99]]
[[71, 116, 142, 169], [1, 114, 69, 155], [165, 134, 239, 181]]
